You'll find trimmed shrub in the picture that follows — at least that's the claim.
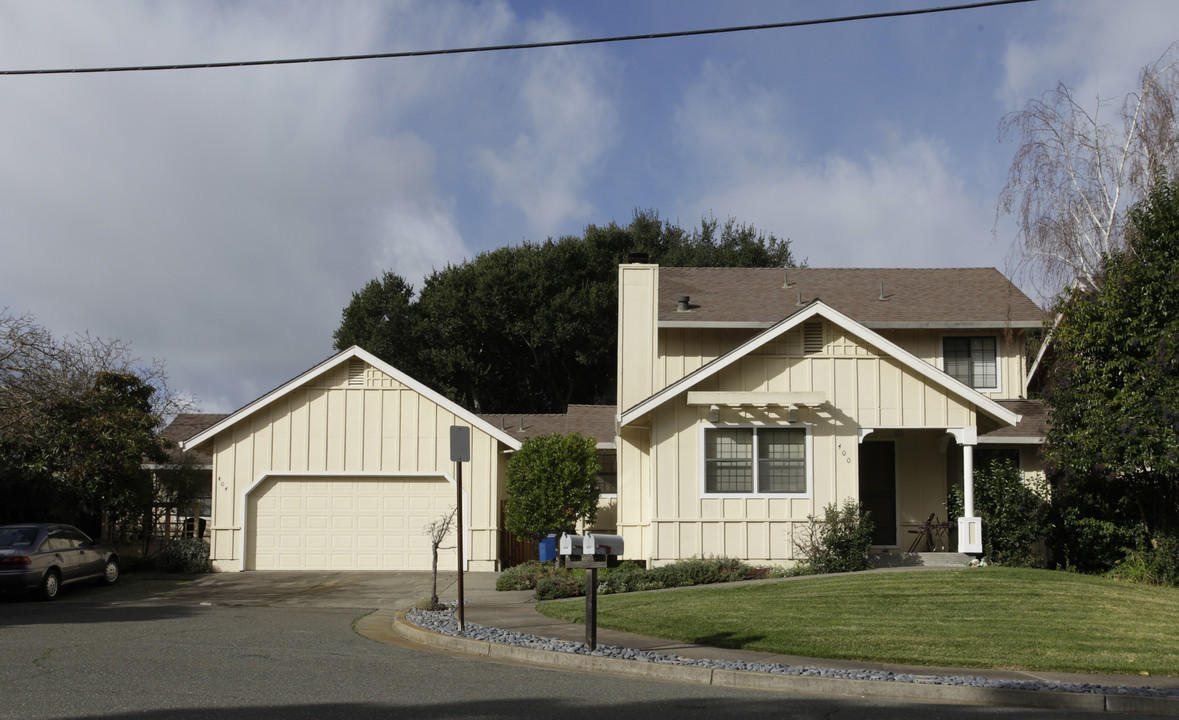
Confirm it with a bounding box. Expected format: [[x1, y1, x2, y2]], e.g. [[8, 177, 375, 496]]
[[495, 561, 551, 591], [646, 555, 751, 588], [536, 572, 584, 601], [598, 561, 664, 594], [156, 537, 212, 574]]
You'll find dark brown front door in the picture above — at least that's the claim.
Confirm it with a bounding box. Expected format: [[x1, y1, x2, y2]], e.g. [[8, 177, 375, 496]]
[[859, 441, 897, 546]]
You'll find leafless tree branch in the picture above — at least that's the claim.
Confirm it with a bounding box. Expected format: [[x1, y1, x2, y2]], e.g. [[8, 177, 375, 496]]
[[998, 43, 1179, 304]]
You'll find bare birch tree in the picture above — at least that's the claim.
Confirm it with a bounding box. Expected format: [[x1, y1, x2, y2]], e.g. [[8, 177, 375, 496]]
[[998, 43, 1179, 302]]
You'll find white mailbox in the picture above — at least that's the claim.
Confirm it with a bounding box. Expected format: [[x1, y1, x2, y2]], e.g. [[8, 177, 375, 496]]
[[584, 533, 624, 556], [558, 533, 584, 556]]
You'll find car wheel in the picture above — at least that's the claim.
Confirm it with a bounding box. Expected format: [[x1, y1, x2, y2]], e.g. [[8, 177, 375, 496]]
[[102, 558, 120, 585], [40, 570, 61, 601]]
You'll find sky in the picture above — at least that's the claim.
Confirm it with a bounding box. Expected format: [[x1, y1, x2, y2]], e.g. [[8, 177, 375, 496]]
[[1, 0, 1176, 414]]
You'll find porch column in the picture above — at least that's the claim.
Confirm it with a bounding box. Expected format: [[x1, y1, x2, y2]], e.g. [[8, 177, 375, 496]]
[[947, 427, 982, 554], [962, 443, 975, 517]]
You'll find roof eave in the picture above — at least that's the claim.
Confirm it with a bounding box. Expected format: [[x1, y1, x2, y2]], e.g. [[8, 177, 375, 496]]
[[179, 346, 522, 454], [624, 302, 1020, 428]]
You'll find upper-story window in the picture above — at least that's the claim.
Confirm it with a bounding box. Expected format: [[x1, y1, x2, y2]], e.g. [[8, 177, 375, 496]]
[[943, 336, 998, 390], [703, 426, 809, 496]]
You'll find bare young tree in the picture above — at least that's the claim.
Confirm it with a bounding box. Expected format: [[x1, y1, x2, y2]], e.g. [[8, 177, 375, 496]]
[[423, 507, 457, 610], [998, 43, 1179, 303]]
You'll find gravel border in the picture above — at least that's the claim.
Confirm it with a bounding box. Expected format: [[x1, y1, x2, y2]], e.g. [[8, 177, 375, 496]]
[[407, 605, 1178, 699]]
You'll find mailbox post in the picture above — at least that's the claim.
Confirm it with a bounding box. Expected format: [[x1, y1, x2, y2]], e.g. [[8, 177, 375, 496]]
[[560, 532, 624, 650]]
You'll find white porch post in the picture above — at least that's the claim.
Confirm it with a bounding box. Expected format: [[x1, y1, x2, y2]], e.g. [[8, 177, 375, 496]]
[[962, 442, 975, 517], [948, 428, 982, 554]]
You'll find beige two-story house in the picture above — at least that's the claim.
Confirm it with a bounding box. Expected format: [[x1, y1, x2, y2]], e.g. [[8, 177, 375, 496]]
[[614, 265, 1047, 566]]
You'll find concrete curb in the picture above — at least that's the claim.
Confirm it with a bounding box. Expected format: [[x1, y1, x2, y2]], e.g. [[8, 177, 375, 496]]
[[391, 611, 1179, 715]]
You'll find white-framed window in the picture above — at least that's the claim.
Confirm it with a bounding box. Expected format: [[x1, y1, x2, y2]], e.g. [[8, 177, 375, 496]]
[[701, 424, 812, 496], [943, 336, 999, 391]]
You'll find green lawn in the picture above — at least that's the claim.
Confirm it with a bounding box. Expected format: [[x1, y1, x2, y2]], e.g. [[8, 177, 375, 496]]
[[536, 567, 1179, 675]]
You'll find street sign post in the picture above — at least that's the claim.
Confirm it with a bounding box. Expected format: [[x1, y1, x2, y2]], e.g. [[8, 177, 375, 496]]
[[449, 426, 471, 629]]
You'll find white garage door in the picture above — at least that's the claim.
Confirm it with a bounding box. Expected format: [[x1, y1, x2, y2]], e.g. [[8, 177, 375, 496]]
[[246, 476, 458, 571]]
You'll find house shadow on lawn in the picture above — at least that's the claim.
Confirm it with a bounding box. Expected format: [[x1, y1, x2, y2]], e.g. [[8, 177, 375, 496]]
[[691, 630, 768, 649]]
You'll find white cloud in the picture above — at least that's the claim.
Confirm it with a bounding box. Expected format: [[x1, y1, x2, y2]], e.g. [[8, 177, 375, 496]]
[[690, 139, 998, 271], [0, 1, 511, 411], [671, 61, 998, 272], [475, 13, 617, 237], [1000, 0, 1179, 109]]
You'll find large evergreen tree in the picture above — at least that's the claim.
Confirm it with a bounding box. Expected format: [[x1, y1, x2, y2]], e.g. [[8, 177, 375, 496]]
[[334, 210, 800, 412], [1043, 178, 1179, 569]]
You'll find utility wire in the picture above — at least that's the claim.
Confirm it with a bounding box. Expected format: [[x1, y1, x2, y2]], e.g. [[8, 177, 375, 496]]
[[0, 0, 1038, 76]]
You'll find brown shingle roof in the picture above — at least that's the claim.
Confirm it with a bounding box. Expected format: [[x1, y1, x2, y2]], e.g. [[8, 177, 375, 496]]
[[659, 267, 1047, 327], [478, 404, 615, 445], [983, 400, 1047, 440], [160, 413, 230, 464]]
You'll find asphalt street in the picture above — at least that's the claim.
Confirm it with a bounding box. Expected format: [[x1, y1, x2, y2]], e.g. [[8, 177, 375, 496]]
[[0, 573, 1169, 720]]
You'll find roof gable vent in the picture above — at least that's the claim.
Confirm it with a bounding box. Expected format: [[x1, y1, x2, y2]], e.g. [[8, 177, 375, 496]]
[[803, 321, 824, 355], [347, 358, 366, 386]]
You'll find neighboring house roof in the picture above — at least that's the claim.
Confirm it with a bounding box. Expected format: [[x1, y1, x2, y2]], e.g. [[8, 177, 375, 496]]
[[479, 404, 615, 448], [159, 413, 229, 465], [658, 267, 1048, 328], [181, 346, 523, 453], [620, 299, 1021, 429], [981, 400, 1047, 444]]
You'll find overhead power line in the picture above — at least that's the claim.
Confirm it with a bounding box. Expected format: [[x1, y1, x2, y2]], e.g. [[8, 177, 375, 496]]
[[0, 0, 1038, 76]]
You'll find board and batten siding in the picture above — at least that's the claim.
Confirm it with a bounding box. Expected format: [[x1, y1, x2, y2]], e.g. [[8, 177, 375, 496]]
[[635, 320, 976, 565], [876, 328, 1028, 400], [207, 362, 502, 571]]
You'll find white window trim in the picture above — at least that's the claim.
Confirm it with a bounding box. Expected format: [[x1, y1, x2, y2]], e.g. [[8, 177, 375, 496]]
[[698, 422, 813, 499], [939, 333, 1002, 394]]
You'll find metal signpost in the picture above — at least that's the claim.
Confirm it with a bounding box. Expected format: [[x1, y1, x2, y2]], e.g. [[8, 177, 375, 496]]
[[449, 425, 470, 630]]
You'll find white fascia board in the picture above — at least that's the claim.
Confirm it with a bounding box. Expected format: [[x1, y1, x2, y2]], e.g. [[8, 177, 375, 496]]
[[621, 301, 1020, 428], [659, 320, 1043, 330], [978, 436, 1043, 445], [686, 391, 826, 407], [180, 346, 521, 453]]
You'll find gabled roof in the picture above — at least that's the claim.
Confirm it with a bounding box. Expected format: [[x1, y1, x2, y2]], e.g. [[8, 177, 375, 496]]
[[659, 267, 1047, 328], [479, 404, 616, 447], [180, 346, 522, 453], [620, 300, 1020, 428]]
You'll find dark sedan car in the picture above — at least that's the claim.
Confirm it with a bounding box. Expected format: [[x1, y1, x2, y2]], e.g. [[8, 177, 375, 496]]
[[0, 524, 120, 600]]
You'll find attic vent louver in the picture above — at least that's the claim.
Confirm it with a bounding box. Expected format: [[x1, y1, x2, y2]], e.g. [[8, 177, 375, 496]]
[[803, 321, 824, 354], [347, 359, 365, 386]]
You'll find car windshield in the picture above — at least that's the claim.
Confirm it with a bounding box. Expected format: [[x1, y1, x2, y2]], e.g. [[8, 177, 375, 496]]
[[0, 527, 39, 547]]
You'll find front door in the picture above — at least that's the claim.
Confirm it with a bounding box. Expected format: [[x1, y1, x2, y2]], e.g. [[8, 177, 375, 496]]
[[859, 441, 897, 546]]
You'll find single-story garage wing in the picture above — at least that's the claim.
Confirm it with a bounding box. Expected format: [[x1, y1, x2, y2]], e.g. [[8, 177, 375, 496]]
[[180, 346, 521, 572]]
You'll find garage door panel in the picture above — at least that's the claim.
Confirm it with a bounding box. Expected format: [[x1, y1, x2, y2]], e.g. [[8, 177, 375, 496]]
[[246, 476, 455, 571]]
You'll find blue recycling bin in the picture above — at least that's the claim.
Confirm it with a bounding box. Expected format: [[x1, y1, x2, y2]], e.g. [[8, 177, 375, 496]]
[[538, 533, 557, 561]]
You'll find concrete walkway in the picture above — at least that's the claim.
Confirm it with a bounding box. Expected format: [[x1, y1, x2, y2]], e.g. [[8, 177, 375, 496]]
[[383, 570, 1179, 716]]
